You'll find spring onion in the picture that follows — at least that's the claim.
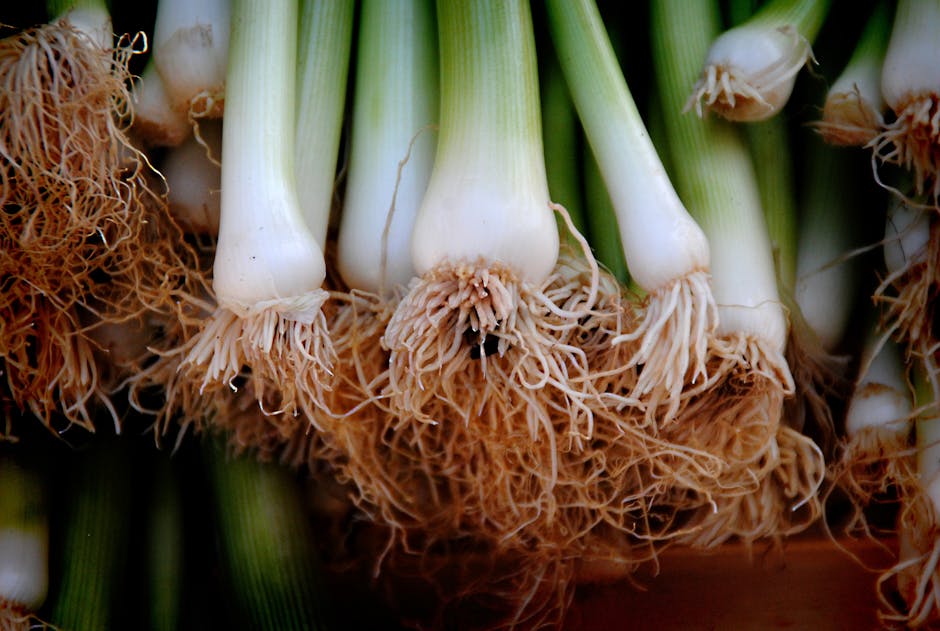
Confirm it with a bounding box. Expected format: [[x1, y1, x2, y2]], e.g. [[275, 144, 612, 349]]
[[207, 443, 332, 630], [547, 0, 716, 427], [0, 455, 47, 628], [815, 1, 890, 147], [49, 440, 132, 631], [880, 369, 940, 627], [653, 0, 791, 386], [161, 120, 222, 235], [837, 328, 914, 520], [687, 0, 830, 122], [175, 0, 340, 424], [151, 0, 229, 119], [873, 0, 940, 201], [131, 58, 191, 147], [382, 0, 605, 434], [336, 0, 435, 295]]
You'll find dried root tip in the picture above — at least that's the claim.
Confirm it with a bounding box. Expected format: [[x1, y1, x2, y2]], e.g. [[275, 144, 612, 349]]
[[0, 605, 43, 631], [382, 259, 602, 440], [872, 95, 940, 202], [784, 318, 850, 454], [654, 334, 793, 502], [384, 262, 518, 370], [1, 293, 116, 434], [176, 291, 334, 423], [879, 489, 940, 628], [612, 270, 717, 427], [834, 425, 916, 508], [686, 26, 812, 122], [816, 89, 884, 147], [708, 331, 796, 395], [676, 425, 824, 549]]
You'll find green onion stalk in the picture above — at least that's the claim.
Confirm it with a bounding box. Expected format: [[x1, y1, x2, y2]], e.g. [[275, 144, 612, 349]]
[[0, 0, 208, 434], [206, 443, 332, 631], [298, 0, 435, 477], [872, 192, 940, 391], [830, 321, 915, 537], [687, 0, 831, 122], [878, 367, 940, 627], [48, 440, 132, 631], [871, 0, 940, 203], [815, 0, 891, 147], [651, 0, 825, 547], [547, 0, 718, 429], [0, 453, 48, 630], [379, 0, 617, 462], [322, 0, 435, 479], [167, 0, 351, 441]]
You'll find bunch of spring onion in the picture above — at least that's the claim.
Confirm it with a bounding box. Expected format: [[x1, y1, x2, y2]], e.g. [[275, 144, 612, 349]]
[[315, 3, 652, 626], [687, 0, 830, 122], [0, 0, 208, 435]]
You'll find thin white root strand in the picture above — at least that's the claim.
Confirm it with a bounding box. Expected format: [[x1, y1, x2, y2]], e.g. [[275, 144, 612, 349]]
[[612, 270, 716, 427], [178, 289, 334, 419]]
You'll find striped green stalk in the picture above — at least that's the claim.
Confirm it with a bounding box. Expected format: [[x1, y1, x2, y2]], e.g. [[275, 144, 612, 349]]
[[794, 140, 859, 351], [746, 117, 799, 293], [583, 143, 628, 284], [207, 444, 331, 631], [652, 0, 787, 353], [337, 0, 437, 294], [541, 50, 587, 244], [49, 440, 132, 631], [147, 455, 183, 631], [294, 0, 354, 247]]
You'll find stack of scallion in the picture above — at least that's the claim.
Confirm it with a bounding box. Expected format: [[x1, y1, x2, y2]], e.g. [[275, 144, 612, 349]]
[[4, 0, 940, 628]]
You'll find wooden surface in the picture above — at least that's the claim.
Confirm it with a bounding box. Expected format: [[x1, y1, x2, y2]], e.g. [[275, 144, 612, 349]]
[[567, 536, 893, 630]]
